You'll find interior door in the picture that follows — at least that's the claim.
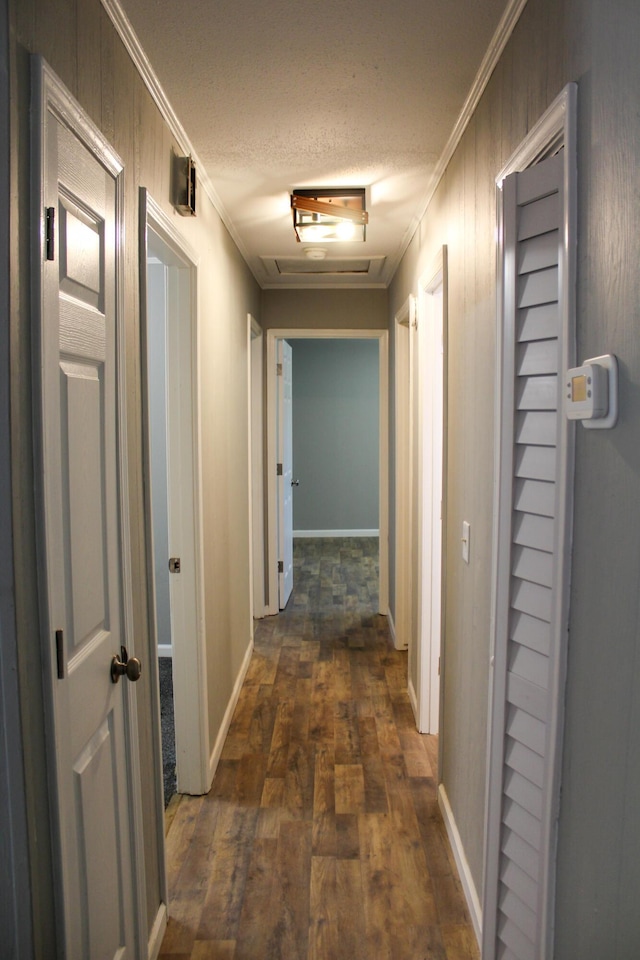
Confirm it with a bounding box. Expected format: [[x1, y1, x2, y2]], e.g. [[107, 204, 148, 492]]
[[394, 298, 415, 654], [483, 144, 575, 960], [417, 265, 444, 735], [33, 61, 141, 958], [277, 339, 294, 607]]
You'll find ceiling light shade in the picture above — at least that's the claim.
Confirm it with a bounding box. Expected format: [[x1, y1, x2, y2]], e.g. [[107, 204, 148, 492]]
[[291, 188, 368, 243]]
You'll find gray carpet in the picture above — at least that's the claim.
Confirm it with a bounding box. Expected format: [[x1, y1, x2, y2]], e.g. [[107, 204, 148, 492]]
[[158, 657, 176, 807]]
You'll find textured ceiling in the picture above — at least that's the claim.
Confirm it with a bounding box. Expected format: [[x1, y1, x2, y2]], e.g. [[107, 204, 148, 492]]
[[118, 0, 510, 287]]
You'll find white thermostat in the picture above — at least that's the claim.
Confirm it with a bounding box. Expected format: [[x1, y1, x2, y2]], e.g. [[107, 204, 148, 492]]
[[565, 354, 618, 429]]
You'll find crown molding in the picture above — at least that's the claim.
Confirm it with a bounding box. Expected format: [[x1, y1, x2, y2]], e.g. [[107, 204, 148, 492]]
[[100, 0, 252, 268], [102, 0, 527, 290], [387, 0, 529, 282]]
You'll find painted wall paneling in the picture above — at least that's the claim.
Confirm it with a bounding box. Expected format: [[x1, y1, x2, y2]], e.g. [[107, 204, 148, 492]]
[[553, 3, 640, 955]]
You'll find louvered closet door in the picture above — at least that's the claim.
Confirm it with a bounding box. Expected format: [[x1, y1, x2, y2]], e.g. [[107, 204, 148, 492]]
[[483, 150, 575, 960]]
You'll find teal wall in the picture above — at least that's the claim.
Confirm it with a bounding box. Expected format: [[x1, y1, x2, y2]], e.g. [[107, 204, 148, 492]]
[[291, 339, 379, 533]]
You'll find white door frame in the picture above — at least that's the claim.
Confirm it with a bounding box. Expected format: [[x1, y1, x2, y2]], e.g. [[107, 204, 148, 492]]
[[276, 338, 294, 609], [416, 248, 447, 734], [266, 328, 389, 617], [1, 4, 31, 950], [393, 296, 416, 652], [140, 191, 210, 797], [248, 314, 265, 620]]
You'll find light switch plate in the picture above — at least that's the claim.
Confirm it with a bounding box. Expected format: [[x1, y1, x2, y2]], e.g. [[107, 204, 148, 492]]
[[462, 521, 470, 564]]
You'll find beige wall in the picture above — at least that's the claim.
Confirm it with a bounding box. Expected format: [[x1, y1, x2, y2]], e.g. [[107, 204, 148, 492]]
[[390, 0, 640, 954], [261, 287, 388, 330], [9, 0, 260, 948]]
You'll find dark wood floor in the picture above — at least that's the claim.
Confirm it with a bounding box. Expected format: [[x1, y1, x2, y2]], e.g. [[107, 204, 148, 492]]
[[159, 538, 479, 960]]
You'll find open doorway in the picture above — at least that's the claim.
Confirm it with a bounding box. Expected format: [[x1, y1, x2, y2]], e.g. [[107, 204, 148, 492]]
[[140, 191, 209, 807], [393, 295, 417, 654], [266, 329, 389, 617], [394, 250, 447, 737]]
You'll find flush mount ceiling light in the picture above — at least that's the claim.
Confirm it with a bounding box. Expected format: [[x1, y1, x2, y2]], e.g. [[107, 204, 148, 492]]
[[291, 188, 368, 243]]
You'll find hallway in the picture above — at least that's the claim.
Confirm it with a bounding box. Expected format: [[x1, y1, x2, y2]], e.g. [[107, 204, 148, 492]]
[[159, 538, 479, 959]]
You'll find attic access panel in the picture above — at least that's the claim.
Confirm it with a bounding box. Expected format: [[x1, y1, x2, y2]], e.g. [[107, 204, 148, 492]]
[[260, 256, 386, 280]]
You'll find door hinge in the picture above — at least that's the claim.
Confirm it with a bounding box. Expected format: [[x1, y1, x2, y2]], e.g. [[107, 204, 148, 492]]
[[278, 560, 284, 573], [45, 207, 55, 261], [277, 462, 283, 476], [169, 557, 181, 573], [438, 656, 441, 676], [55, 629, 65, 679], [276, 362, 283, 376]]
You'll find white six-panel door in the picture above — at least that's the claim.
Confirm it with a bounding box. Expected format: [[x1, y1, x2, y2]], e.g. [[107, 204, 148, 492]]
[[33, 60, 142, 959]]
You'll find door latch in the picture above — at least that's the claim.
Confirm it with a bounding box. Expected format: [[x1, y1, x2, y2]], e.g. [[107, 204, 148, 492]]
[[169, 557, 181, 573]]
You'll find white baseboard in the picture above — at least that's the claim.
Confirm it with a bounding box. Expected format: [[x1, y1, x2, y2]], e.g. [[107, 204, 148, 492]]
[[438, 783, 482, 946], [387, 607, 397, 643], [157, 644, 172, 658], [408, 675, 419, 725], [208, 635, 255, 787], [387, 607, 407, 652], [293, 529, 379, 538], [147, 902, 167, 960]]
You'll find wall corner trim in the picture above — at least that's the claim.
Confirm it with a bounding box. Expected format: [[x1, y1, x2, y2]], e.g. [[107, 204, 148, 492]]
[[207, 636, 255, 788], [438, 783, 482, 947]]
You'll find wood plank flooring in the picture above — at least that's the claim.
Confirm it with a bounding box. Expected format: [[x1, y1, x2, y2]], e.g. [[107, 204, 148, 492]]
[[159, 538, 479, 960]]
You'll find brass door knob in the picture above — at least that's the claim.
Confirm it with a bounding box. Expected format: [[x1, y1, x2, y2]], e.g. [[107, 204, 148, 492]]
[[111, 646, 143, 684]]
